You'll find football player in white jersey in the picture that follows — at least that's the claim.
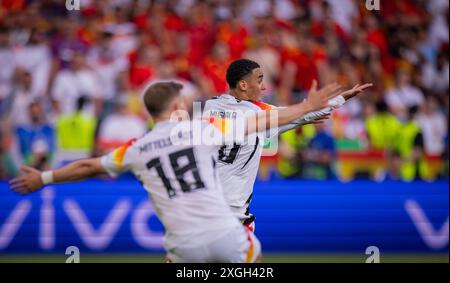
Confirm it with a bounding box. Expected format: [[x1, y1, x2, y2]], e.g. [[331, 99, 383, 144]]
[[9, 81, 342, 263], [204, 59, 372, 230]]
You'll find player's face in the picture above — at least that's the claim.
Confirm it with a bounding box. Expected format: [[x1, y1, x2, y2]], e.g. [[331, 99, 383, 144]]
[[245, 68, 266, 101], [169, 95, 190, 121]]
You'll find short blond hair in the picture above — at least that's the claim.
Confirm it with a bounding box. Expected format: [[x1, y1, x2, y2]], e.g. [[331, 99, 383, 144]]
[[143, 82, 183, 117]]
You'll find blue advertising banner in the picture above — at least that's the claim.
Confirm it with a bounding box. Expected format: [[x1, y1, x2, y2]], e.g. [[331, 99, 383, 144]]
[[0, 179, 448, 253]]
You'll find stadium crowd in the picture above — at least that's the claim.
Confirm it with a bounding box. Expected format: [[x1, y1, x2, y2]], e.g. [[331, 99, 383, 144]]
[[0, 0, 448, 181]]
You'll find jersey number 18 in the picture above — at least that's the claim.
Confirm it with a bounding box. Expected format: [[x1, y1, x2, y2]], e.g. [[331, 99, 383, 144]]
[[146, 148, 205, 198]]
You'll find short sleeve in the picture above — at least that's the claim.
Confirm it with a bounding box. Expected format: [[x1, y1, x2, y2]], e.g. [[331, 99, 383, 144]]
[[328, 95, 346, 108], [100, 139, 138, 178], [201, 117, 246, 146]]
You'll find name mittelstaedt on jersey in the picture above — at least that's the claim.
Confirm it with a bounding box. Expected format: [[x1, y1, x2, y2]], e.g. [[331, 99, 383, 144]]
[[100, 119, 242, 251]]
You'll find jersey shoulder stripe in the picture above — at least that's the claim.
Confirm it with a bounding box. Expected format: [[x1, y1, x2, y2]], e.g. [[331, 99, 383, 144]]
[[247, 100, 276, 110], [112, 138, 137, 170]]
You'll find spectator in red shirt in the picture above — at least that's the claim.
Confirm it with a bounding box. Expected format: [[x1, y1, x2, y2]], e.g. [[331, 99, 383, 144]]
[[196, 42, 233, 96], [129, 47, 160, 89], [279, 35, 323, 104], [185, 2, 216, 66], [217, 18, 250, 60]]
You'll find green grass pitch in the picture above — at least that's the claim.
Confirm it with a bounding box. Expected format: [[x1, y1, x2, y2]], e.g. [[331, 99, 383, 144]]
[[0, 253, 448, 263]]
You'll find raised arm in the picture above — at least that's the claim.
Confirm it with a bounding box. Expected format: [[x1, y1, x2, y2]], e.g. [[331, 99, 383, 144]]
[[275, 82, 373, 135], [297, 83, 373, 124], [9, 158, 106, 195], [246, 82, 342, 135]]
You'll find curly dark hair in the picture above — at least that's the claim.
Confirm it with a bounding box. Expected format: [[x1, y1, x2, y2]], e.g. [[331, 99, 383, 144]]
[[226, 59, 260, 89]]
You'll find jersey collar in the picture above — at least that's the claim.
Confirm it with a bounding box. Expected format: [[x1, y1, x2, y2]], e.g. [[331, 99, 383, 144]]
[[218, 94, 241, 102], [153, 119, 178, 129]]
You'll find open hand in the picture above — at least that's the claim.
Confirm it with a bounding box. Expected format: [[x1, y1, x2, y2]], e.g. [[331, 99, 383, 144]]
[[340, 83, 373, 101], [9, 166, 44, 195], [304, 80, 342, 112]]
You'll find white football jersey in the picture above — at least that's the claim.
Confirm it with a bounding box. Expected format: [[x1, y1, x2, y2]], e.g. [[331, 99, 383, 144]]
[[101, 119, 242, 250], [204, 94, 346, 223], [204, 95, 274, 222]]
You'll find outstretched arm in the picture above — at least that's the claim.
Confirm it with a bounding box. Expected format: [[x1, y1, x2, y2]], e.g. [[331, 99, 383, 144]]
[[247, 82, 342, 135], [9, 158, 107, 195], [299, 83, 373, 124], [275, 82, 373, 135]]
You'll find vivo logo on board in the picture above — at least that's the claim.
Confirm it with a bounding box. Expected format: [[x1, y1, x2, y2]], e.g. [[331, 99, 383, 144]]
[[0, 188, 164, 251]]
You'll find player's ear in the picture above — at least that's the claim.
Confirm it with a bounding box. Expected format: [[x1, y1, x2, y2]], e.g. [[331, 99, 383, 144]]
[[167, 96, 179, 113], [175, 96, 188, 113], [169, 97, 189, 121], [238, 80, 247, 91]]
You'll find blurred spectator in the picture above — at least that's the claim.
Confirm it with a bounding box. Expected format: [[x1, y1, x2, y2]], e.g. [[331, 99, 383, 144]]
[[395, 106, 426, 181], [240, 0, 299, 27], [106, 5, 138, 59], [303, 123, 337, 180], [243, 34, 280, 101], [184, 1, 216, 66], [426, 0, 449, 50], [196, 42, 233, 96], [311, 1, 349, 45], [326, 0, 358, 35], [6, 69, 39, 127], [87, 31, 129, 103], [51, 51, 102, 116], [144, 61, 201, 115], [415, 95, 448, 157], [385, 71, 425, 120], [277, 124, 316, 178], [168, 33, 192, 80], [50, 18, 88, 70], [279, 28, 324, 104], [13, 29, 51, 97], [421, 49, 449, 96], [363, 13, 388, 58], [54, 96, 97, 167], [129, 46, 160, 89], [0, 0, 448, 181], [386, 151, 403, 181], [0, 130, 18, 179], [97, 96, 147, 153], [15, 100, 55, 169], [365, 101, 401, 152], [217, 17, 249, 60], [0, 27, 15, 101]]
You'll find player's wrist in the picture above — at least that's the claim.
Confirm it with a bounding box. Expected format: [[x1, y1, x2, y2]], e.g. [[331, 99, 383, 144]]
[[329, 95, 346, 107], [299, 100, 314, 114], [41, 171, 54, 185], [343, 92, 356, 100]]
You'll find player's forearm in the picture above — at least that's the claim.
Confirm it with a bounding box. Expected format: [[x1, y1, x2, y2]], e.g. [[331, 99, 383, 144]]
[[51, 158, 105, 184], [276, 102, 316, 128], [248, 101, 313, 134], [298, 95, 345, 124], [275, 95, 346, 134], [270, 109, 330, 136]]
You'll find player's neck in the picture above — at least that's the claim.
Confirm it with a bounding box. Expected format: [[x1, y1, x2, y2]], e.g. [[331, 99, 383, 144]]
[[154, 113, 171, 124], [154, 111, 189, 125], [229, 89, 250, 101]]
